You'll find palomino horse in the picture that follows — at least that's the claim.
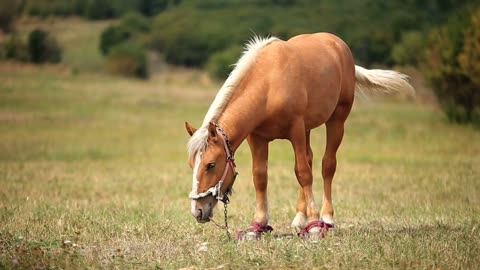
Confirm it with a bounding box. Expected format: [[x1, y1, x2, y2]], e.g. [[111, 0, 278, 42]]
[[185, 33, 414, 238]]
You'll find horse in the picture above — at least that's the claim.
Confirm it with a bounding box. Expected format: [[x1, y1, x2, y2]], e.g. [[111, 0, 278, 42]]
[[185, 33, 414, 239]]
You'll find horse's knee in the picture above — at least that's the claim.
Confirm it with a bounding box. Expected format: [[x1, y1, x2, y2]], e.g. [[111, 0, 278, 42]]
[[252, 164, 268, 189], [322, 156, 337, 179], [253, 163, 267, 178]]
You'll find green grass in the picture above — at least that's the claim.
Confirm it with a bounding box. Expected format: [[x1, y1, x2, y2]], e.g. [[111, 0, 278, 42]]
[[0, 63, 479, 269]]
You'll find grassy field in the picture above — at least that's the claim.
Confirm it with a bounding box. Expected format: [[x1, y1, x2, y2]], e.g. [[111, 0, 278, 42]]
[[1, 18, 480, 270]]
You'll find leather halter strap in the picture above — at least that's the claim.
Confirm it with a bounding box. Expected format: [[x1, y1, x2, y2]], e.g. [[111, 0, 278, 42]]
[[213, 123, 237, 202], [189, 123, 238, 203]]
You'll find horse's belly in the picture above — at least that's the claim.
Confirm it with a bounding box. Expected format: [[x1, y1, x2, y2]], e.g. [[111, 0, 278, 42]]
[[252, 119, 295, 140], [304, 87, 341, 129]]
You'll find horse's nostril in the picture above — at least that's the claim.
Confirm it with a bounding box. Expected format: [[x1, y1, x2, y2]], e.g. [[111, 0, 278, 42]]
[[196, 209, 203, 219]]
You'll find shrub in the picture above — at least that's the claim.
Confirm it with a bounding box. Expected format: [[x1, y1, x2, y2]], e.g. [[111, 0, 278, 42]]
[[206, 46, 243, 80], [27, 29, 62, 63], [423, 8, 480, 124], [105, 42, 148, 79]]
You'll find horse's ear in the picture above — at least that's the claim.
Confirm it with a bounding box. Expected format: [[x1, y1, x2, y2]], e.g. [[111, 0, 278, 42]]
[[208, 122, 218, 142], [185, 122, 197, 136]]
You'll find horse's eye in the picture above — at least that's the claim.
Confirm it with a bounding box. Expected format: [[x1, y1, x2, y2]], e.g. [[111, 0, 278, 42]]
[[206, 162, 216, 171]]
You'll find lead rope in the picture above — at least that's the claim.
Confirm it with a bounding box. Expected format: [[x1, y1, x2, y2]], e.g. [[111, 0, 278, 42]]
[[223, 202, 231, 240]]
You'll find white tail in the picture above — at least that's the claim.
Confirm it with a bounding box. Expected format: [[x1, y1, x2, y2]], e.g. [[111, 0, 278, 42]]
[[354, 65, 415, 98]]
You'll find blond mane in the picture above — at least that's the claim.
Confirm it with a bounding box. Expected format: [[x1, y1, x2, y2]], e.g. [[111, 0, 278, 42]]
[[187, 35, 279, 159]]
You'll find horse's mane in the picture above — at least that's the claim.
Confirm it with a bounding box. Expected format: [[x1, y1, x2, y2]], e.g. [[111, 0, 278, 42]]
[[187, 35, 279, 159]]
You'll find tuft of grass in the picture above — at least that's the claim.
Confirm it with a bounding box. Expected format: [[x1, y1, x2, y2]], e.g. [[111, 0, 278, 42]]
[[0, 63, 479, 269]]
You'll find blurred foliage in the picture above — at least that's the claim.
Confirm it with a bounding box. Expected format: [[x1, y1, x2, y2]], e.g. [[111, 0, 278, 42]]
[[148, 0, 478, 77], [423, 7, 480, 125], [100, 12, 151, 79], [137, 0, 170, 17], [2, 34, 30, 61], [22, 0, 180, 19], [28, 29, 62, 63], [23, 0, 85, 17], [458, 11, 480, 87], [85, 0, 115, 20], [100, 25, 130, 56], [0, 0, 21, 32], [391, 31, 425, 67], [105, 42, 149, 79], [151, 13, 231, 67], [121, 11, 152, 33], [14, 0, 478, 76], [206, 46, 243, 80], [100, 12, 151, 55]]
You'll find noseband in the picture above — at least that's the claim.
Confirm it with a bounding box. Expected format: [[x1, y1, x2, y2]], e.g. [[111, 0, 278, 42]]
[[189, 123, 238, 204]]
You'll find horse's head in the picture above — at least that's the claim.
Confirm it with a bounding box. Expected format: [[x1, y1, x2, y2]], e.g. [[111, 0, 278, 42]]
[[185, 122, 237, 223]]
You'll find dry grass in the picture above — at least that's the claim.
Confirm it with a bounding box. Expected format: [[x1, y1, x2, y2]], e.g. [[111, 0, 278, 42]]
[[0, 62, 479, 269]]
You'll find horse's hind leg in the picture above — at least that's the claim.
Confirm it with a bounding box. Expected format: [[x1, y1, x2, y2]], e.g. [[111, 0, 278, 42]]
[[289, 120, 320, 224], [291, 131, 313, 231], [321, 104, 351, 225]]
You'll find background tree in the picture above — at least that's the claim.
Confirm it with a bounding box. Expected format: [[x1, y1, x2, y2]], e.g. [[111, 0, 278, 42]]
[[423, 7, 480, 124]]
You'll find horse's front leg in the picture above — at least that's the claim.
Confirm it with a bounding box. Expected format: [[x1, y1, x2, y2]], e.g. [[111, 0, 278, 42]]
[[247, 134, 270, 225], [238, 134, 272, 240]]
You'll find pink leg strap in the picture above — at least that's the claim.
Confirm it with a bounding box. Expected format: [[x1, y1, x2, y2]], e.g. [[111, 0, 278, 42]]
[[237, 222, 273, 240], [298, 219, 334, 239]]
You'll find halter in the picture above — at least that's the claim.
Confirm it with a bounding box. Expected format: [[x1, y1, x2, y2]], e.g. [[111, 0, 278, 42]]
[[189, 123, 238, 204]]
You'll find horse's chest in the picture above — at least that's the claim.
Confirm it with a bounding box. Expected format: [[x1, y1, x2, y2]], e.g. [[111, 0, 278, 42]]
[[252, 118, 295, 140]]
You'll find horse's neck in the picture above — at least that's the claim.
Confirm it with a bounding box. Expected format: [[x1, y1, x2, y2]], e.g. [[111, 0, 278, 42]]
[[217, 86, 265, 151]]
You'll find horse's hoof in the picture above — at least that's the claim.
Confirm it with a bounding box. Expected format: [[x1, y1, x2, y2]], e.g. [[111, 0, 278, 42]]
[[321, 215, 335, 227], [291, 212, 307, 232], [237, 222, 273, 241], [237, 231, 260, 241], [298, 220, 334, 240]]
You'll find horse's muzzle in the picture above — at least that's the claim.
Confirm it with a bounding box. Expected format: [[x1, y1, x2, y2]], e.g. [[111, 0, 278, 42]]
[[191, 197, 217, 223], [193, 208, 210, 223]]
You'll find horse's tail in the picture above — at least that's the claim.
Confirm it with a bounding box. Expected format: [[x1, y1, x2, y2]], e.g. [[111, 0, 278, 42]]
[[354, 65, 415, 98]]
